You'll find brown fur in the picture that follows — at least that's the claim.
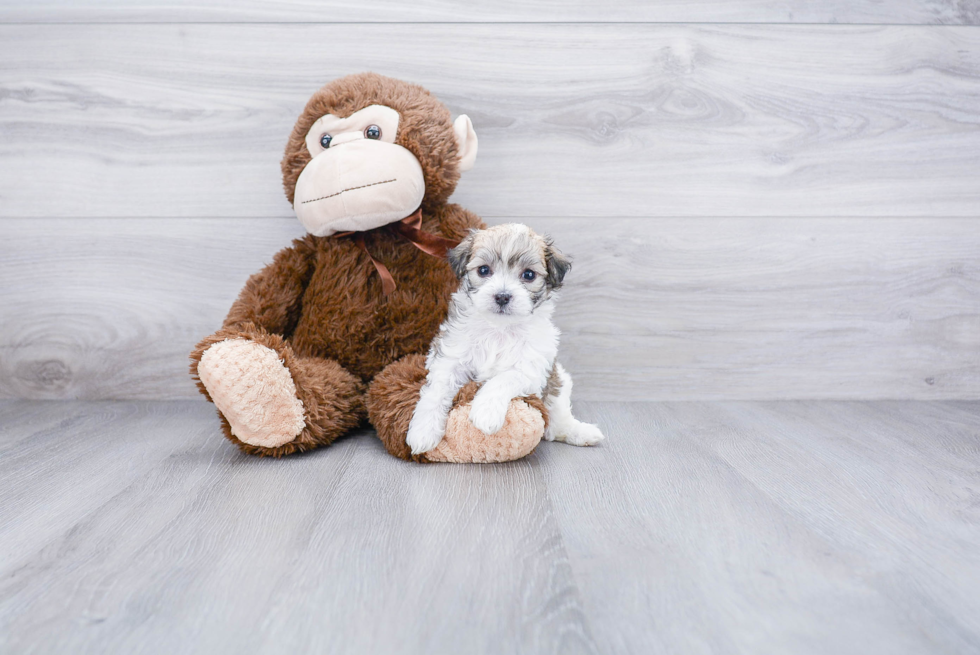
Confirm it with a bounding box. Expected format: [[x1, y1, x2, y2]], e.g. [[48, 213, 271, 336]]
[[190, 73, 545, 459], [287, 202, 475, 380]]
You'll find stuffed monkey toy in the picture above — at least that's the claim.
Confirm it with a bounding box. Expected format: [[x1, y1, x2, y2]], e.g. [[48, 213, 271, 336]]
[[190, 73, 546, 462]]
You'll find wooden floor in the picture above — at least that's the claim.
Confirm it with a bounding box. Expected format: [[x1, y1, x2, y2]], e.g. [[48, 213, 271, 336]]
[[2, 399, 978, 654]]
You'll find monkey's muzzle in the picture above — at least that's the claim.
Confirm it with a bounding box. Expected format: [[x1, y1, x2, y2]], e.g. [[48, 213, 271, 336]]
[[293, 139, 425, 237]]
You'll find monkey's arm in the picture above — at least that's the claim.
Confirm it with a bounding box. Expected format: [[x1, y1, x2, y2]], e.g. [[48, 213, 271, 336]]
[[220, 235, 318, 336], [431, 202, 486, 240], [191, 236, 317, 384]]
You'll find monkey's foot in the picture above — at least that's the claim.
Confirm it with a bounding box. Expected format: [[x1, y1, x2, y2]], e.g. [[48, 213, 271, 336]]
[[425, 398, 544, 463], [197, 338, 306, 448], [367, 355, 545, 463]]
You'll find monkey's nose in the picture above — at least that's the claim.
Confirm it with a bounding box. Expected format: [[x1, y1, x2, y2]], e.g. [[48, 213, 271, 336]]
[[494, 293, 512, 307], [328, 131, 363, 147]]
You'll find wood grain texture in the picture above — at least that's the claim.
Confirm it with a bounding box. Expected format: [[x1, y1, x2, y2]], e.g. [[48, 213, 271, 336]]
[[0, 400, 597, 655], [1, 0, 978, 24], [537, 400, 980, 654], [1, 399, 979, 654], [1, 216, 977, 402], [1, 25, 979, 219]]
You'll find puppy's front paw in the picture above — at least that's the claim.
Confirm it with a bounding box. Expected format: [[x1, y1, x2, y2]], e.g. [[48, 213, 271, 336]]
[[468, 393, 510, 435], [406, 408, 445, 455]]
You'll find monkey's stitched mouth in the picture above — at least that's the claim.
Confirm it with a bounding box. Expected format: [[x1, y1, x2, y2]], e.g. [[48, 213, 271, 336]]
[[301, 179, 396, 204]]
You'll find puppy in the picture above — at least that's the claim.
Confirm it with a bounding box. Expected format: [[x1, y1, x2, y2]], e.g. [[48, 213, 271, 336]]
[[406, 223, 605, 455]]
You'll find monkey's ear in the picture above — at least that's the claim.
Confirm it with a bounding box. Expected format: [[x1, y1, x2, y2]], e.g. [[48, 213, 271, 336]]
[[453, 115, 478, 172], [544, 242, 572, 290], [448, 231, 476, 279]]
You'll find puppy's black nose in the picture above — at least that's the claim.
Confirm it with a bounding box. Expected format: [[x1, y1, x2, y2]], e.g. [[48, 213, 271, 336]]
[[494, 293, 512, 307]]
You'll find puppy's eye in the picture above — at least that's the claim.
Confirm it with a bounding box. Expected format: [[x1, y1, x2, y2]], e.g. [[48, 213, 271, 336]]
[[364, 125, 382, 140], [320, 134, 332, 149], [477, 265, 492, 277], [521, 269, 536, 282]]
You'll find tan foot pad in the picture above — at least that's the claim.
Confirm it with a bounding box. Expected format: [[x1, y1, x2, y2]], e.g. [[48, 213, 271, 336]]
[[426, 399, 544, 463], [198, 339, 306, 448]]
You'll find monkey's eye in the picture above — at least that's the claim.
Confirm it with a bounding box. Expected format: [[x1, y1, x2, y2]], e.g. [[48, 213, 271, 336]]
[[521, 269, 536, 282], [319, 134, 332, 149], [477, 265, 492, 277], [364, 125, 382, 140]]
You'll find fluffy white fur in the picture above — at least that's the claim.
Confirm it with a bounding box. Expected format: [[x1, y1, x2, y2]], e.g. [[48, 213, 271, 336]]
[[406, 224, 604, 454]]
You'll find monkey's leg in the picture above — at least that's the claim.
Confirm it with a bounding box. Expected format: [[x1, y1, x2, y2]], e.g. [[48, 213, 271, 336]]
[[366, 354, 546, 463], [191, 324, 365, 457]]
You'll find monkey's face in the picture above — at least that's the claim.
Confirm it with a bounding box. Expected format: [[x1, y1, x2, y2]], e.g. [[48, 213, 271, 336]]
[[292, 103, 477, 237]]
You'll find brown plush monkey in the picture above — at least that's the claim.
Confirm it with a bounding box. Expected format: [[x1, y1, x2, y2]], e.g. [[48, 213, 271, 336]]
[[190, 73, 545, 462]]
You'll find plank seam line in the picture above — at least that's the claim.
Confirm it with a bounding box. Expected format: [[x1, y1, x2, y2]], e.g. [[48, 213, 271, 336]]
[[2, 21, 980, 27]]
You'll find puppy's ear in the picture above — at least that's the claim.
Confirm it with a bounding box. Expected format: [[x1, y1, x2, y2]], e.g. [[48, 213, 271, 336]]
[[448, 230, 477, 280], [544, 240, 572, 289]]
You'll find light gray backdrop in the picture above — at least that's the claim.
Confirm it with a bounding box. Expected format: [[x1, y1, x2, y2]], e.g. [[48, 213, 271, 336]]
[[1, 2, 978, 402]]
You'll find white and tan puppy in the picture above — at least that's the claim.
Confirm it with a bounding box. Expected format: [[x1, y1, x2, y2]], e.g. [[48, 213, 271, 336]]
[[406, 223, 604, 455]]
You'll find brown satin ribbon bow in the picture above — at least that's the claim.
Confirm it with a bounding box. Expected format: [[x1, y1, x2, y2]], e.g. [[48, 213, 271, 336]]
[[334, 207, 461, 295]]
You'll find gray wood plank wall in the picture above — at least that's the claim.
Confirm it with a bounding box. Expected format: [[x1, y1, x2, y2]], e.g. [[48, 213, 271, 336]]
[[1, 6, 978, 401], [2, 0, 979, 24], [3, 25, 980, 219]]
